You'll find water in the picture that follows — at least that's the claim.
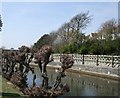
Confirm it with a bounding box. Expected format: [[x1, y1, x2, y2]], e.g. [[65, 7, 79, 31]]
[[27, 67, 119, 96]]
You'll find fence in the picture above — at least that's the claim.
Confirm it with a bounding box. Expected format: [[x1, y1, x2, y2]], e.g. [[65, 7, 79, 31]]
[[53, 54, 120, 68]]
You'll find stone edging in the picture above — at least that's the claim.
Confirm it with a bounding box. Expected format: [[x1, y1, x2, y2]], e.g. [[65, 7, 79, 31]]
[[47, 64, 120, 81], [30, 63, 120, 81]]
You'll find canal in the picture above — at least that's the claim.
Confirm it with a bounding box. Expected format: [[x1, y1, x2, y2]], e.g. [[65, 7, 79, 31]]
[[27, 67, 119, 96]]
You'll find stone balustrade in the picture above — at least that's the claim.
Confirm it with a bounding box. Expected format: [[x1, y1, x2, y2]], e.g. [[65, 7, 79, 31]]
[[53, 54, 120, 68], [49, 54, 120, 77]]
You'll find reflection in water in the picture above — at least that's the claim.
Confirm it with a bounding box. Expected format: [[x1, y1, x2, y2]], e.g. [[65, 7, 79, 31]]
[[27, 67, 119, 96]]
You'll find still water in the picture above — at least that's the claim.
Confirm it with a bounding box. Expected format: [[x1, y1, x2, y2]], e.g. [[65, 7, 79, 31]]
[[27, 67, 119, 96]]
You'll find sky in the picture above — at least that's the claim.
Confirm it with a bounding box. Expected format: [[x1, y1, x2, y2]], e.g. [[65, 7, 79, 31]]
[[0, 1, 118, 49]]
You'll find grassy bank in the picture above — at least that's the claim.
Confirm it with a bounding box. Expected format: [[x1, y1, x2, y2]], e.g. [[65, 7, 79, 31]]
[[0, 75, 24, 98]]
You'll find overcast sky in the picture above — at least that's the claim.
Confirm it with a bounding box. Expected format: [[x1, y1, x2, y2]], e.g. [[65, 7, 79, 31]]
[[0, 1, 118, 49]]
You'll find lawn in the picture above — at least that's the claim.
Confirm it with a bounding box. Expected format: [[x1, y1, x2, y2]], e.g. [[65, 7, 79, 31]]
[[0, 75, 25, 98]]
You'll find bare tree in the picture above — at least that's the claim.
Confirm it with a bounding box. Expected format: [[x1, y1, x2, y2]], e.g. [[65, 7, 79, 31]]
[[0, 15, 3, 31], [98, 18, 117, 40], [70, 11, 92, 33], [57, 11, 92, 45], [58, 23, 71, 44]]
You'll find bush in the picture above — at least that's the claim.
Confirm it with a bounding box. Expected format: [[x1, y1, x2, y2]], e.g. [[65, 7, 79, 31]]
[[79, 46, 88, 54], [89, 42, 101, 55]]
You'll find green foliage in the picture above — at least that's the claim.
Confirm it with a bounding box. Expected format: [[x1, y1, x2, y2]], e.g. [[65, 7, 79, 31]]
[[89, 44, 100, 55], [114, 37, 120, 55], [34, 33, 120, 55], [89, 40, 100, 55], [33, 34, 48, 49], [79, 45, 88, 54], [33, 32, 120, 55], [88, 38, 120, 55], [33, 34, 55, 49], [58, 43, 77, 53]]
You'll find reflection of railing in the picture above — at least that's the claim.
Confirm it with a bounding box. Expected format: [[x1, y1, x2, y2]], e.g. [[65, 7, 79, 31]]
[[53, 54, 120, 68]]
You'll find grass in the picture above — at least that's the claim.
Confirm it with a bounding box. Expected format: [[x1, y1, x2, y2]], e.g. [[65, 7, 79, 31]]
[[0, 75, 25, 98]]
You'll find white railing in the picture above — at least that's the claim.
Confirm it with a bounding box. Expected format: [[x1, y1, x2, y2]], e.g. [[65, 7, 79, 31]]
[[53, 54, 120, 68]]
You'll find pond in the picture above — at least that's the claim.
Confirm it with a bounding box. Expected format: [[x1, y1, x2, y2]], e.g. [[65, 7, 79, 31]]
[[27, 67, 119, 96]]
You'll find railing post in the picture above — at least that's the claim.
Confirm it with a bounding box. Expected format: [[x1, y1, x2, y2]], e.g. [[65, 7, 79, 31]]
[[112, 55, 114, 67], [82, 54, 84, 64], [96, 55, 99, 66]]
